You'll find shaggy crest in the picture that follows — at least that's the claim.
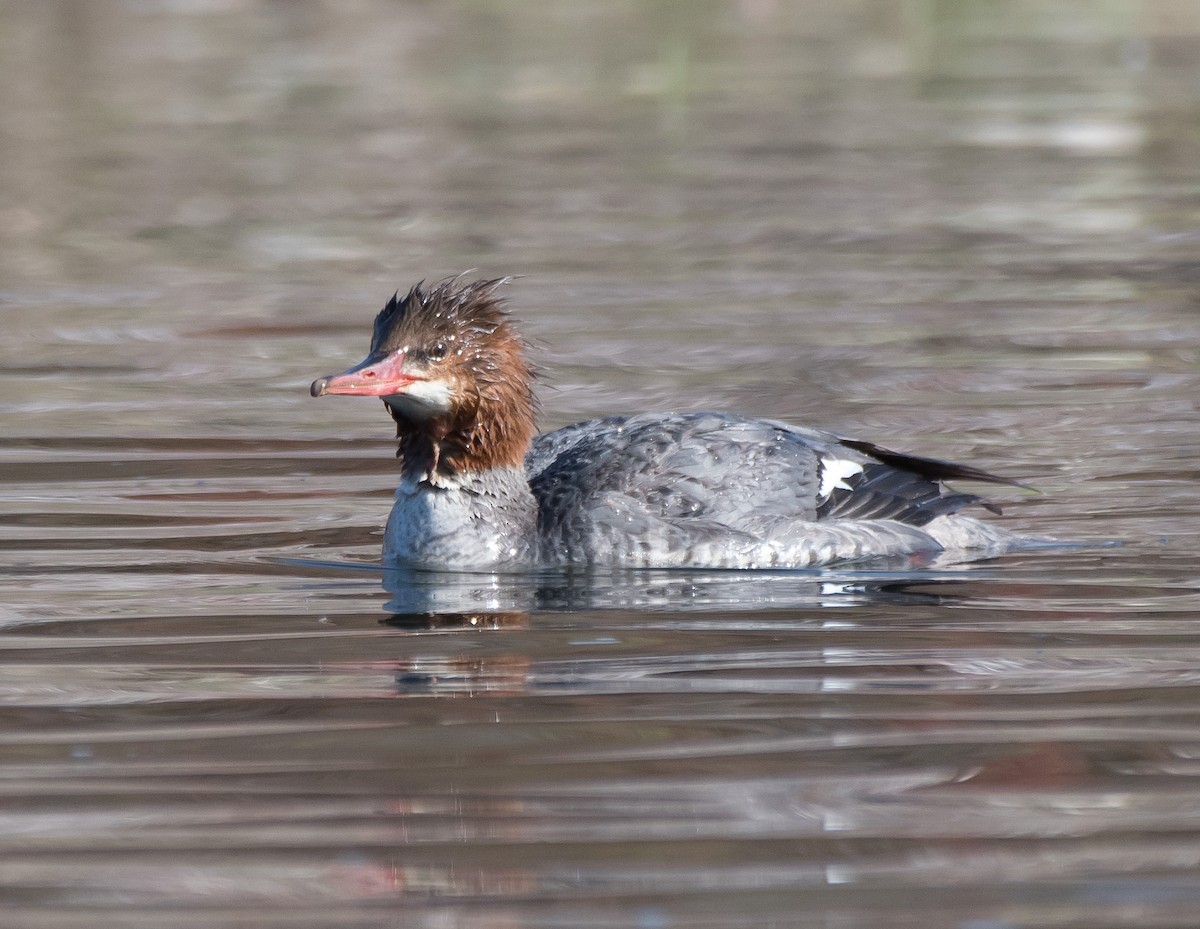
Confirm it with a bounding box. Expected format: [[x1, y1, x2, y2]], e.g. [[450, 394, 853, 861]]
[[373, 276, 538, 478], [371, 276, 512, 355]]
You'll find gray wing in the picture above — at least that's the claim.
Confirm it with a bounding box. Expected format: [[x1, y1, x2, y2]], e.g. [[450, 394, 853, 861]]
[[529, 412, 827, 536], [527, 410, 1012, 535]]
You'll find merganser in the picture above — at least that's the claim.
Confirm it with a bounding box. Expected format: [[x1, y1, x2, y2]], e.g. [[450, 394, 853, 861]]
[[311, 276, 1026, 571]]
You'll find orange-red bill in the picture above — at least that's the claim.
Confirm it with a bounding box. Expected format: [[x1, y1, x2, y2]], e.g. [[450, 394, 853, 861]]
[[311, 351, 416, 397]]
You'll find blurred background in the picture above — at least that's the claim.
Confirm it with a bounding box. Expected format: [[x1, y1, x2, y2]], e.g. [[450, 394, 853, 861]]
[[3, 3, 1200, 928], [4, 0, 1198, 440]]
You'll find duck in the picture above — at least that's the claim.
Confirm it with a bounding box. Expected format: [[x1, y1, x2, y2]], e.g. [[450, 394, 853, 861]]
[[311, 276, 1027, 571]]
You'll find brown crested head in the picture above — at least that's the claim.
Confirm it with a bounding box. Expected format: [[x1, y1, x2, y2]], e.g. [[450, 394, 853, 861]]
[[311, 276, 537, 479]]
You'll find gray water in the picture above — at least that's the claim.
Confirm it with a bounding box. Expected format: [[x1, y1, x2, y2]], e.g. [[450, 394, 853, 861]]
[[3, 2, 1200, 927]]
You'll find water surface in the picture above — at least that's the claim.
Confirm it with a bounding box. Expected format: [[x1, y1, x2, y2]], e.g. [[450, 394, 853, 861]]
[[2, 2, 1200, 927]]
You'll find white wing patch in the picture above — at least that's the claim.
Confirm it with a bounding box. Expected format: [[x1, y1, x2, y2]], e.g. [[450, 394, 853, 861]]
[[818, 458, 864, 499]]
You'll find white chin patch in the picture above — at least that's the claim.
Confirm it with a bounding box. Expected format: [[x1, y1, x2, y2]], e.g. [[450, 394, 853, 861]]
[[385, 379, 453, 420], [818, 458, 864, 498]]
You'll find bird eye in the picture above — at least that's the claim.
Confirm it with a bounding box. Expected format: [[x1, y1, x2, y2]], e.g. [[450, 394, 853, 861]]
[[428, 343, 448, 362]]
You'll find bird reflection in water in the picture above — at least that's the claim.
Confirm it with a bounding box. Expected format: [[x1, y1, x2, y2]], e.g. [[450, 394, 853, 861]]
[[377, 564, 969, 697]]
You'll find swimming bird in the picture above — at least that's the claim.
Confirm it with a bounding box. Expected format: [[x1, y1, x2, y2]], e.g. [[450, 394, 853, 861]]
[[311, 276, 1024, 570]]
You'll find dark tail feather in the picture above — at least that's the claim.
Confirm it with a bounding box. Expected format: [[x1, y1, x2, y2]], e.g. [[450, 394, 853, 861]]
[[839, 438, 1033, 490]]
